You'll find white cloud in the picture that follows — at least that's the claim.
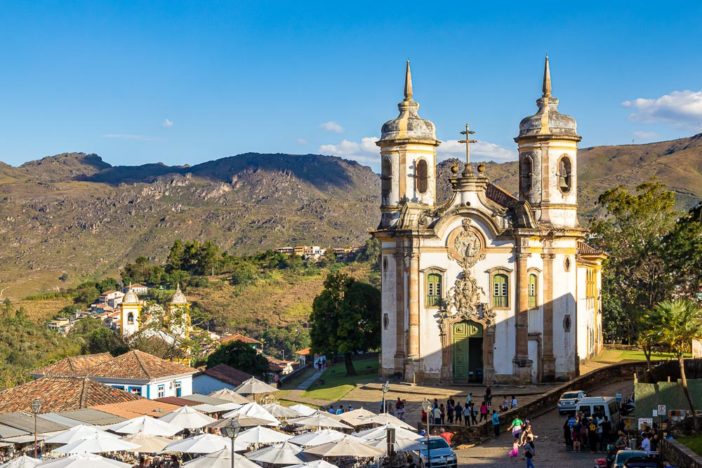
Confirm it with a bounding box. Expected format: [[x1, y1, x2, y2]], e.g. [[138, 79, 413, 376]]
[[633, 131, 659, 142], [437, 139, 516, 162], [162, 118, 174, 128], [102, 134, 160, 142], [320, 121, 344, 133], [297, 138, 308, 145], [623, 89, 702, 128], [319, 137, 379, 165]]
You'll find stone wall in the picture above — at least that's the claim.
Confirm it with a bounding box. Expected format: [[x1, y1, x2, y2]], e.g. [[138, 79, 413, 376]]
[[660, 438, 702, 468]]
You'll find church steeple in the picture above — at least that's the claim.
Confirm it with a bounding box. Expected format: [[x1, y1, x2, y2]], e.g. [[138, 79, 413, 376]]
[[542, 55, 552, 98], [404, 60, 413, 101]]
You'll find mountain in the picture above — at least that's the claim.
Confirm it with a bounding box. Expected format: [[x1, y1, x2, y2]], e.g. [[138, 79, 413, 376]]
[[1, 134, 701, 298]]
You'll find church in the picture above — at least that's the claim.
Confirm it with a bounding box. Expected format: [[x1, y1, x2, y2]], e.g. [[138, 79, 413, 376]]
[[373, 58, 605, 385]]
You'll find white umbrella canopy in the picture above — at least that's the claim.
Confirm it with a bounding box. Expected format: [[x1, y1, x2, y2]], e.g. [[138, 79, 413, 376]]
[[120, 432, 172, 453], [289, 429, 346, 447], [158, 406, 216, 430], [207, 414, 274, 429], [37, 454, 130, 468], [338, 408, 376, 427], [222, 402, 279, 426], [209, 388, 250, 404], [45, 425, 120, 445], [211, 402, 243, 412], [289, 404, 316, 416], [183, 449, 260, 468], [0, 455, 41, 468], [304, 435, 385, 458], [161, 433, 247, 454], [234, 377, 278, 395], [263, 403, 301, 419], [246, 442, 306, 465], [288, 461, 339, 468], [291, 412, 352, 430], [355, 424, 419, 441], [364, 434, 422, 453], [365, 413, 415, 430], [237, 425, 293, 446], [52, 435, 140, 455], [107, 415, 182, 437]]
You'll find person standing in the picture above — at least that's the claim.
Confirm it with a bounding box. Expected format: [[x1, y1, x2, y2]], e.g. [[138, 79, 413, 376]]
[[511, 395, 518, 409], [491, 409, 501, 437], [447, 400, 454, 424], [471, 402, 478, 425], [464, 403, 472, 426], [432, 404, 441, 425], [466, 392, 473, 407], [485, 386, 493, 406], [600, 416, 611, 450], [563, 416, 573, 451], [440, 403, 446, 425], [479, 401, 488, 422], [454, 402, 463, 424]]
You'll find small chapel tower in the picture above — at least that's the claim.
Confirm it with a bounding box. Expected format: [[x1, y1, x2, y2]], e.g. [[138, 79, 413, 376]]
[[167, 284, 191, 339], [120, 285, 143, 338], [515, 56, 581, 228], [377, 61, 441, 229]]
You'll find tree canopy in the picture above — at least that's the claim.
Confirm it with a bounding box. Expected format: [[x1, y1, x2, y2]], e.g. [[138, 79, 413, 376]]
[[206, 341, 270, 377], [309, 272, 380, 375]]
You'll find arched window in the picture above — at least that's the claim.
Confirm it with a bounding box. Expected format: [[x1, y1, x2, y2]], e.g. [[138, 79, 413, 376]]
[[492, 274, 509, 308], [558, 156, 572, 193], [521, 155, 533, 193], [426, 273, 442, 307], [127, 312, 134, 324], [416, 159, 428, 194], [528, 273, 538, 309], [381, 157, 392, 203]]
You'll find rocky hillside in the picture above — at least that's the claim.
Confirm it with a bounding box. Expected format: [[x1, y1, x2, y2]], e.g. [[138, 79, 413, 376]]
[[1, 133, 701, 297]]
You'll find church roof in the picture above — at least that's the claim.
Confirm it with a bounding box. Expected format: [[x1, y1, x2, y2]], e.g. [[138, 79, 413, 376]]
[[518, 56, 579, 140], [379, 61, 437, 143], [87, 350, 197, 381], [123, 285, 140, 304], [578, 241, 605, 256], [170, 284, 188, 305], [485, 183, 519, 208]]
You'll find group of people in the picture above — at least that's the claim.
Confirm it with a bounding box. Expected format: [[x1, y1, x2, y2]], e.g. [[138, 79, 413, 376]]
[[507, 416, 537, 467], [419, 387, 519, 429], [563, 412, 615, 452]]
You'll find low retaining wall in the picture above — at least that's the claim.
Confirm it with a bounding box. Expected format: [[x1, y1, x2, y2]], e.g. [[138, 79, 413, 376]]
[[660, 438, 702, 468]]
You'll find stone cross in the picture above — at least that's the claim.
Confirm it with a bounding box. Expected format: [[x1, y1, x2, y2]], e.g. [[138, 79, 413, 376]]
[[458, 123, 477, 175]]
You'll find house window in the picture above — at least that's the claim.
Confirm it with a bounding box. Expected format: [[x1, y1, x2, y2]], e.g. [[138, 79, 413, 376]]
[[175, 381, 182, 397], [558, 156, 572, 193], [492, 274, 509, 308], [157, 384, 165, 398], [127, 312, 134, 324], [426, 273, 442, 307], [528, 273, 537, 309], [416, 159, 428, 194]]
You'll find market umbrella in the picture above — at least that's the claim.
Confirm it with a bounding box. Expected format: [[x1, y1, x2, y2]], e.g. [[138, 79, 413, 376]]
[[0, 455, 41, 468], [36, 454, 130, 468], [364, 434, 422, 453], [211, 402, 243, 412], [291, 412, 352, 430], [107, 415, 182, 437], [304, 435, 384, 458], [52, 434, 140, 455], [289, 404, 316, 416], [183, 449, 260, 468], [263, 403, 301, 419], [236, 425, 293, 446], [246, 442, 306, 465], [209, 388, 250, 404], [338, 408, 376, 427], [45, 425, 120, 445], [288, 461, 339, 468], [158, 406, 216, 430], [289, 429, 346, 447], [355, 423, 419, 441], [120, 432, 172, 453], [161, 433, 247, 454], [233, 377, 278, 395], [207, 414, 275, 430], [365, 413, 415, 430], [222, 402, 279, 426]]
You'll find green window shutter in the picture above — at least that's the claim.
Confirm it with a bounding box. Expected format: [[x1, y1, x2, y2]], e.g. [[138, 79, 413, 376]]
[[528, 273, 537, 309], [493, 274, 508, 308], [427, 273, 442, 306]]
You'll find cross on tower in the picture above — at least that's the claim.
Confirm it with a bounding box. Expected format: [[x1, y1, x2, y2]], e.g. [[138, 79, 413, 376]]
[[458, 123, 477, 175]]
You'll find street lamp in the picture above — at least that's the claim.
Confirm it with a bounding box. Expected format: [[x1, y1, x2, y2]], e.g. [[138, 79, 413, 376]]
[[421, 399, 433, 468], [221, 417, 241, 468], [381, 381, 390, 413], [31, 398, 42, 459]]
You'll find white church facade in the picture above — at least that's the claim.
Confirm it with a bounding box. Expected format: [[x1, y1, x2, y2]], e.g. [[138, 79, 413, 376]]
[[373, 58, 605, 385]]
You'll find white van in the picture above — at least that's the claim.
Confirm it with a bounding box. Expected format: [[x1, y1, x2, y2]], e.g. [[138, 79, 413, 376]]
[[575, 396, 620, 426]]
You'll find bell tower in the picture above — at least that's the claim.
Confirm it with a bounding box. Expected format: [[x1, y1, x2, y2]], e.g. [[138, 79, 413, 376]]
[[120, 284, 142, 338], [377, 61, 440, 228], [515, 56, 581, 228]]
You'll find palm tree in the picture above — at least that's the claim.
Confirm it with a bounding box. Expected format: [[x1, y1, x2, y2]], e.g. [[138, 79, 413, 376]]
[[644, 299, 702, 429]]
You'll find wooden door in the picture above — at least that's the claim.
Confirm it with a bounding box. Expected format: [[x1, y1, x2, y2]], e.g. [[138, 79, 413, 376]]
[[453, 322, 470, 382]]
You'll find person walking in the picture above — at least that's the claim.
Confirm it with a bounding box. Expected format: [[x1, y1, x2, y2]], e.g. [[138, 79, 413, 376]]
[[454, 402, 463, 424], [479, 401, 488, 422], [508, 416, 524, 441], [491, 409, 501, 437], [523, 437, 536, 468], [485, 386, 493, 406]]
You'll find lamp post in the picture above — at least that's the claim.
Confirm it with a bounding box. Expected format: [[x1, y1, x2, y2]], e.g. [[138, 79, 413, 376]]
[[422, 399, 433, 468], [381, 381, 389, 413], [31, 398, 42, 459], [221, 418, 241, 468]]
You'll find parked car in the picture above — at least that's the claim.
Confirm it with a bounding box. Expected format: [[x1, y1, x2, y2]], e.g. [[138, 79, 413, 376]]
[[576, 396, 621, 427], [411, 436, 458, 468], [558, 390, 586, 414], [611, 450, 660, 468]]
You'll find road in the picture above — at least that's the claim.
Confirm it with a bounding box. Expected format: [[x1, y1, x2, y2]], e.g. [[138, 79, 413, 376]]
[[456, 379, 634, 467]]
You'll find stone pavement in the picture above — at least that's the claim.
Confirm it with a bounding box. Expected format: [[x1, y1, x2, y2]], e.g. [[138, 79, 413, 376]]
[[296, 369, 323, 390]]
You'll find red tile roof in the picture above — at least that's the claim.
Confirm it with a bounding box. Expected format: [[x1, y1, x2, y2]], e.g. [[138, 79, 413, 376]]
[[33, 353, 114, 378], [93, 399, 179, 418], [578, 241, 606, 256], [199, 364, 252, 387], [87, 350, 197, 381], [220, 333, 262, 345], [0, 377, 140, 414], [154, 396, 196, 407]]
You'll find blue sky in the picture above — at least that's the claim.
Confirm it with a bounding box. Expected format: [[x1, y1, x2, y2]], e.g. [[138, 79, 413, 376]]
[[1, 1, 701, 170]]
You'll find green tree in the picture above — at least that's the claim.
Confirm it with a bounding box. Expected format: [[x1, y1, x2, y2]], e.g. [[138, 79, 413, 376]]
[[309, 272, 380, 376], [661, 203, 702, 299], [642, 299, 702, 429], [590, 181, 679, 345], [206, 341, 270, 377]]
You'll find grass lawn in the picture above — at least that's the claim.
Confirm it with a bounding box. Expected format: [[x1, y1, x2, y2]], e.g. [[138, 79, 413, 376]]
[[593, 349, 690, 363], [279, 366, 317, 390], [679, 434, 702, 456], [302, 357, 379, 402]]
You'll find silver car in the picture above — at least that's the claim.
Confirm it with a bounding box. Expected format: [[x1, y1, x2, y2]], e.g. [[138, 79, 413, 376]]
[[413, 436, 458, 468], [558, 390, 585, 414]]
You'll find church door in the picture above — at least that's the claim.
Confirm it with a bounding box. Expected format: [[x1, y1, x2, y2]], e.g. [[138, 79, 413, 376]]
[[452, 321, 483, 383]]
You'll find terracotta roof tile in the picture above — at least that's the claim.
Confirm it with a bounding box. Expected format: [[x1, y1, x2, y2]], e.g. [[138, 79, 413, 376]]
[[87, 350, 197, 381], [199, 364, 252, 387], [92, 399, 179, 419], [578, 241, 605, 256], [295, 348, 311, 356], [486, 183, 519, 208], [0, 377, 140, 414], [220, 333, 262, 345], [33, 353, 113, 378], [154, 396, 196, 407]]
